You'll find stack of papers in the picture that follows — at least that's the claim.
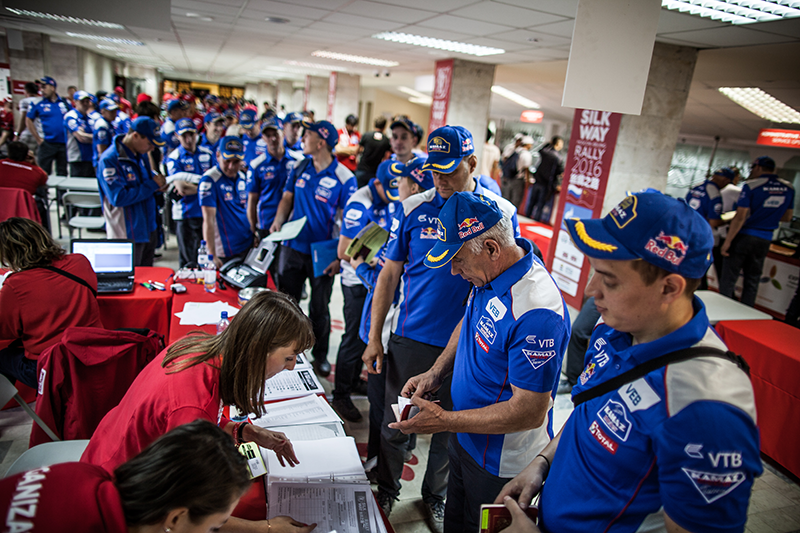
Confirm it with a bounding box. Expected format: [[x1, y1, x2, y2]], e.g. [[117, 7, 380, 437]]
[[263, 368, 324, 401], [175, 300, 240, 326], [252, 395, 346, 442], [265, 437, 367, 483]]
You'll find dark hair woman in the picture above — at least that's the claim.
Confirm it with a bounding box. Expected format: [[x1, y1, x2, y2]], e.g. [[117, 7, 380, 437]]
[[82, 290, 316, 532], [0, 217, 102, 388]]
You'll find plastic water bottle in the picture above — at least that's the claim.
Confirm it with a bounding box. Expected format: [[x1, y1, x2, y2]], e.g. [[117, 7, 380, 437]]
[[204, 255, 216, 293], [197, 240, 209, 269], [216, 311, 230, 335]]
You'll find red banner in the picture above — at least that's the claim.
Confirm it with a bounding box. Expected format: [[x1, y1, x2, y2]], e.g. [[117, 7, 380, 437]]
[[428, 59, 453, 134], [326, 72, 337, 123], [757, 128, 800, 149], [546, 109, 622, 309], [520, 110, 544, 123]]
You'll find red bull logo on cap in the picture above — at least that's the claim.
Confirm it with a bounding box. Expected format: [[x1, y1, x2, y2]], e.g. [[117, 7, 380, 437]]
[[645, 231, 689, 266], [458, 217, 479, 230], [457, 217, 485, 239]]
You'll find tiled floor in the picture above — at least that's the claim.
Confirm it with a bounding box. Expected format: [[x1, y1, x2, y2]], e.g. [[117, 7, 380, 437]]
[[3, 209, 798, 532]]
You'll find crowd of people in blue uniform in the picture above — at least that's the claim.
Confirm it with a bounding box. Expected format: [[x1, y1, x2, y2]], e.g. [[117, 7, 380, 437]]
[[13, 74, 793, 533]]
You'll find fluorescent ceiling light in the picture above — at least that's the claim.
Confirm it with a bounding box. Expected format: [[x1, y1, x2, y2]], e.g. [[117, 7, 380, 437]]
[[719, 87, 800, 123], [398, 86, 426, 98], [491, 86, 540, 109], [409, 96, 433, 105], [661, 0, 800, 25], [398, 86, 432, 105], [284, 60, 347, 71], [186, 13, 214, 22], [66, 32, 144, 46], [372, 32, 504, 57], [311, 51, 398, 67], [96, 45, 132, 52], [6, 8, 125, 29]]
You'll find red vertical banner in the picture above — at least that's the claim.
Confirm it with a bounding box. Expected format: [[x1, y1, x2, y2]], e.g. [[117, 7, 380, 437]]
[[546, 109, 622, 309], [326, 72, 337, 123], [303, 75, 310, 112], [428, 59, 453, 134]]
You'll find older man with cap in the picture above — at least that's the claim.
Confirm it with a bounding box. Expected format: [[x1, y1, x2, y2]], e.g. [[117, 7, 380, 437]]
[[198, 136, 254, 269], [720, 156, 794, 307], [26, 76, 70, 176], [283, 112, 304, 151], [390, 192, 569, 532], [271, 119, 357, 377], [166, 118, 215, 267], [63, 91, 95, 177], [239, 108, 265, 166], [496, 190, 761, 533], [92, 99, 118, 169], [332, 158, 402, 422], [96, 117, 167, 266], [365, 125, 519, 529]]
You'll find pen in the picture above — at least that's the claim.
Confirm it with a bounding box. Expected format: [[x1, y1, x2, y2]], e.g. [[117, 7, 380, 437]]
[[148, 280, 166, 290], [140, 282, 155, 291]]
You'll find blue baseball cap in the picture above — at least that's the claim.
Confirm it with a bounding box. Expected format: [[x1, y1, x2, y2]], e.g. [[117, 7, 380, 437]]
[[422, 125, 475, 174], [752, 156, 775, 171], [302, 118, 339, 149], [390, 117, 417, 136], [219, 136, 244, 160], [376, 160, 401, 202], [99, 98, 119, 112], [204, 111, 223, 125], [284, 112, 303, 123], [239, 109, 257, 128], [564, 191, 713, 279], [73, 90, 91, 101], [424, 192, 504, 269], [400, 156, 434, 191], [713, 167, 736, 181], [261, 116, 283, 133], [175, 118, 197, 135], [131, 117, 165, 147], [37, 76, 56, 88], [167, 99, 187, 113]]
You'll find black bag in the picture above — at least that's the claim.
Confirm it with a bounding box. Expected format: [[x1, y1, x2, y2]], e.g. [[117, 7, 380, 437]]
[[501, 150, 520, 180]]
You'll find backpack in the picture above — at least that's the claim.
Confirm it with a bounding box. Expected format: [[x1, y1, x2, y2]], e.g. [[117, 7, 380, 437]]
[[501, 150, 520, 180]]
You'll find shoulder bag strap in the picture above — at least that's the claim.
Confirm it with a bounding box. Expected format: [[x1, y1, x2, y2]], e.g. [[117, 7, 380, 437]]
[[39, 265, 98, 298]]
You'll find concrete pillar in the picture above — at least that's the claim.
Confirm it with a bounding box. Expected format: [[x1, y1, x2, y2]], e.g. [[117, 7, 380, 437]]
[[329, 73, 360, 129], [603, 43, 698, 213], [304, 75, 328, 119], [434, 59, 496, 173]]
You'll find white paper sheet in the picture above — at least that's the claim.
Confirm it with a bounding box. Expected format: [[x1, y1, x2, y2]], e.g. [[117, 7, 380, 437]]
[[264, 216, 307, 241], [265, 437, 366, 482], [267, 482, 380, 533], [268, 422, 346, 442], [251, 395, 341, 428], [263, 368, 323, 401], [175, 300, 240, 326]]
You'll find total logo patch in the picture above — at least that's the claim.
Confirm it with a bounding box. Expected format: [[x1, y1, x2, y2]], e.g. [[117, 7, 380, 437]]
[[588, 420, 618, 454], [522, 349, 556, 370], [682, 468, 746, 503], [597, 399, 631, 442], [477, 315, 497, 345], [475, 332, 489, 353]]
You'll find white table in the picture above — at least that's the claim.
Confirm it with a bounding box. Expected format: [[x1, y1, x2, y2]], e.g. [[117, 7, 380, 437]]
[[696, 290, 773, 325]]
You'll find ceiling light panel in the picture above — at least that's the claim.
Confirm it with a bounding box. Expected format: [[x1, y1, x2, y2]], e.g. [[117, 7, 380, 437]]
[[661, 0, 800, 24], [66, 32, 144, 46], [718, 87, 800, 123], [311, 51, 398, 67], [372, 31, 505, 57], [491, 86, 540, 109], [5, 8, 125, 29], [284, 60, 348, 71]]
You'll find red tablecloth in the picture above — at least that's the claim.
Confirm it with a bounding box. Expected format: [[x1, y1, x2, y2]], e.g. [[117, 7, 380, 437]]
[[519, 220, 553, 255], [98, 267, 174, 339], [716, 320, 800, 478]]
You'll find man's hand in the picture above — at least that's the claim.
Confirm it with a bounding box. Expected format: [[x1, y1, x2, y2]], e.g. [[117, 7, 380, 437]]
[[153, 173, 167, 190], [499, 496, 540, 533], [26, 150, 36, 164], [35, 137, 43, 146], [323, 258, 340, 277], [213, 255, 224, 269], [720, 240, 731, 257], [270, 219, 283, 234], [362, 340, 384, 375], [350, 255, 366, 269], [400, 370, 443, 400], [494, 456, 549, 509], [263, 516, 317, 532], [388, 396, 447, 435], [246, 426, 299, 467]]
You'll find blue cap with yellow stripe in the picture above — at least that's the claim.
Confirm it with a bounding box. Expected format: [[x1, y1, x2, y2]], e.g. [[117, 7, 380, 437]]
[[376, 160, 401, 202], [422, 125, 474, 174]]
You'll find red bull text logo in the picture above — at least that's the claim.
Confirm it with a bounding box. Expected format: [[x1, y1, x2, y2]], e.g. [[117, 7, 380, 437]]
[[457, 217, 484, 239], [645, 231, 688, 266]]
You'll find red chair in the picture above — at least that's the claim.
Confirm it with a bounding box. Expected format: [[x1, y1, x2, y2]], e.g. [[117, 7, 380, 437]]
[[0, 187, 41, 223]]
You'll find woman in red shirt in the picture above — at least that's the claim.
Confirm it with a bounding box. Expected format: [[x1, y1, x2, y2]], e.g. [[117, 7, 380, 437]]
[[0, 217, 102, 388]]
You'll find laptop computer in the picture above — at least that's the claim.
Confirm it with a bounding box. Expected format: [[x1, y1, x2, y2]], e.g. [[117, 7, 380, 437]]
[[70, 239, 135, 294]]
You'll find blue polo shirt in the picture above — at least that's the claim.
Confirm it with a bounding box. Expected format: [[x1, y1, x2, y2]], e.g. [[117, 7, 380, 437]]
[[283, 157, 357, 255], [166, 145, 214, 219], [687, 181, 723, 222], [736, 174, 795, 240], [477, 173, 502, 196], [285, 138, 302, 151], [200, 133, 221, 155], [96, 135, 159, 243], [539, 299, 762, 533], [64, 109, 93, 163], [245, 148, 303, 229], [241, 132, 266, 167], [385, 179, 520, 347], [198, 166, 253, 258], [88, 110, 102, 130], [26, 96, 70, 144], [160, 118, 180, 156], [452, 239, 570, 477], [92, 118, 114, 168], [112, 112, 131, 135]]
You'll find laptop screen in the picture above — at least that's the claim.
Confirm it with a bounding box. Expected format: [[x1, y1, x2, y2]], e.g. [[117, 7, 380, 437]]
[[71, 240, 134, 275]]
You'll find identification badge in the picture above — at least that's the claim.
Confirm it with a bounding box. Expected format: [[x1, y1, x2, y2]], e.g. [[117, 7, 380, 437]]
[[238, 442, 267, 479]]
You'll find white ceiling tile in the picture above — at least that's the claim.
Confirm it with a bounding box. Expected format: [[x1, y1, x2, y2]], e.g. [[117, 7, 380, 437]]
[[744, 17, 800, 39], [368, 0, 482, 12], [662, 26, 796, 47], [304, 20, 376, 38], [656, 9, 727, 34], [391, 25, 474, 41], [485, 29, 571, 47], [494, 0, 578, 18], [527, 19, 574, 37], [450, 2, 567, 29], [337, 1, 438, 24], [321, 12, 405, 32], [416, 14, 514, 36], [243, 1, 332, 20]]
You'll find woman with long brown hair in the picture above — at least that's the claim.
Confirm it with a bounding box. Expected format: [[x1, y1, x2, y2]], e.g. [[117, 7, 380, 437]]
[[83, 290, 316, 532], [0, 217, 102, 388]]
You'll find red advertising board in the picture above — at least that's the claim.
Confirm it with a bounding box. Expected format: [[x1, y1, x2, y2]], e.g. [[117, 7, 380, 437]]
[[12, 80, 30, 95], [428, 59, 453, 134], [757, 128, 800, 149], [326, 72, 337, 122], [545, 109, 622, 309], [520, 110, 544, 123]]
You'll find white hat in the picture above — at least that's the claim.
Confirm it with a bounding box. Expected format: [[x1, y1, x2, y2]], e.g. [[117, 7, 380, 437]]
[[521, 135, 534, 145]]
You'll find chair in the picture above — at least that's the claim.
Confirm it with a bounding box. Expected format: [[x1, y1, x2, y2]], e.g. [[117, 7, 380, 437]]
[[0, 188, 41, 223], [4, 440, 89, 477], [0, 374, 59, 442], [61, 192, 104, 238]]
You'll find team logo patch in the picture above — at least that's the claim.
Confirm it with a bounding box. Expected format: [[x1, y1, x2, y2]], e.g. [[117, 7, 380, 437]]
[[485, 297, 507, 321], [526, 335, 537, 344], [684, 444, 704, 459], [224, 191, 234, 201], [103, 168, 115, 177], [344, 219, 359, 229], [522, 349, 556, 370], [199, 154, 211, 162], [475, 332, 489, 353], [346, 209, 362, 221], [579, 362, 596, 385], [589, 420, 618, 454], [314, 187, 331, 202], [618, 378, 660, 412], [610, 195, 637, 229], [682, 468, 746, 503], [391, 218, 400, 231], [436, 219, 446, 241], [477, 316, 496, 345], [598, 399, 631, 442], [296, 178, 306, 189], [319, 177, 337, 188], [462, 138, 473, 151], [420, 227, 438, 239], [428, 136, 451, 153], [645, 231, 688, 266]]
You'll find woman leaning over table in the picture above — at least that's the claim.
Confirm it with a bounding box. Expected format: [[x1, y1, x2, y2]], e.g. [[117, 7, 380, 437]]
[[82, 290, 317, 533]]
